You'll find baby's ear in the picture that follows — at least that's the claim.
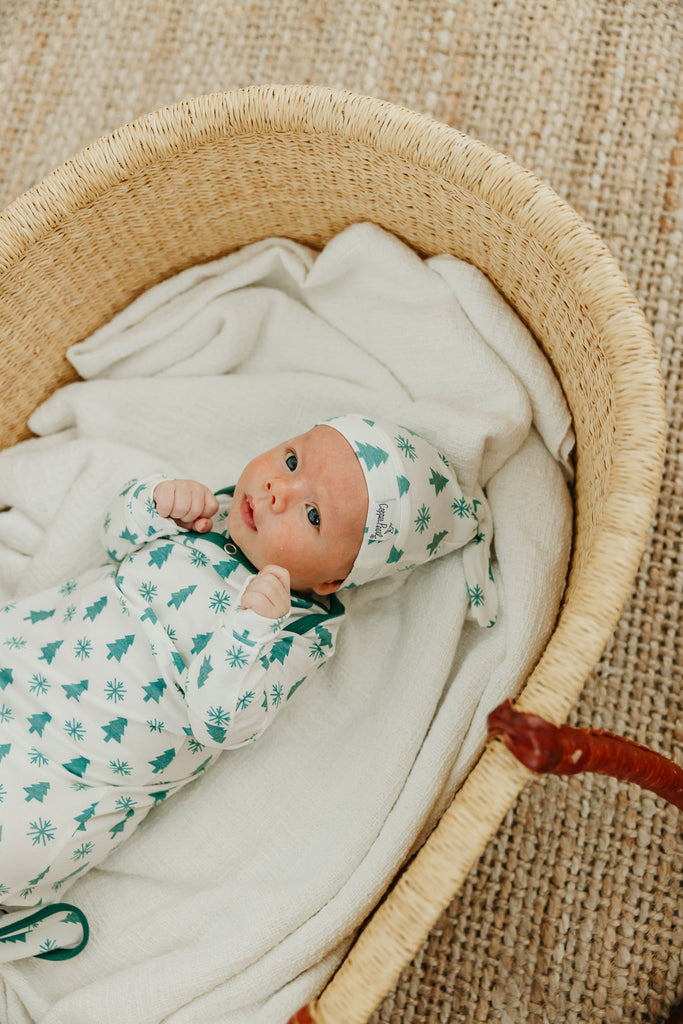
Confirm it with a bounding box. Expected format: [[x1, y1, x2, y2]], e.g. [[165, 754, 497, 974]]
[[312, 579, 344, 596]]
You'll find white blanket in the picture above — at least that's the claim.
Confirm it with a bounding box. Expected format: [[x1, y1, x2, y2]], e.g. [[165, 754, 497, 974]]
[[0, 223, 573, 1024]]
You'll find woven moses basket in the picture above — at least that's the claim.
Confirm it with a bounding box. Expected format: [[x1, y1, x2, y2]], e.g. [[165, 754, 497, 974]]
[[0, 86, 666, 1023]]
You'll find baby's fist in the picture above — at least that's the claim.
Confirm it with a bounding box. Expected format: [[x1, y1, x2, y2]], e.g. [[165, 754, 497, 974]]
[[153, 479, 219, 532], [241, 565, 291, 619]]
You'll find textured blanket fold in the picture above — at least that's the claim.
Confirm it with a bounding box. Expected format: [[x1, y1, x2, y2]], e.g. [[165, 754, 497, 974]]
[[0, 223, 573, 1024]]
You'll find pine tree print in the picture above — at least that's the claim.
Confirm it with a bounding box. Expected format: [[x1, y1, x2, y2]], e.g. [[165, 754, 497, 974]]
[[0, 667, 12, 690], [39, 640, 63, 664], [266, 637, 294, 665], [63, 757, 90, 778], [101, 717, 128, 744], [24, 609, 56, 624], [106, 635, 135, 662], [212, 560, 239, 582], [108, 809, 135, 840], [355, 441, 389, 470], [27, 712, 51, 737], [429, 468, 449, 495], [167, 585, 197, 610], [386, 545, 403, 564], [84, 596, 107, 621], [23, 782, 50, 803], [148, 543, 174, 569], [397, 475, 411, 496], [197, 656, 213, 687], [0, 743, 10, 762], [191, 632, 213, 655], [149, 748, 176, 774], [142, 678, 167, 703], [119, 527, 138, 546], [427, 530, 448, 556], [62, 679, 89, 701]]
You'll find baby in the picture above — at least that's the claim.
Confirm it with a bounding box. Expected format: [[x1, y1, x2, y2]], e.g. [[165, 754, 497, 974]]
[[0, 414, 496, 960]]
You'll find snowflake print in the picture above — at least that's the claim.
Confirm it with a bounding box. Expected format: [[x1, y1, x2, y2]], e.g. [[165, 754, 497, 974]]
[[468, 584, 485, 607], [452, 497, 472, 519], [270, 683, 283, 707], [105, 678, 127, 703], [145, 497, 156, 515], [119, 595, 131, 616], [29, 748, 49, 766], [0, 883, 9, 897], [27, 818, 56, 846], [72, 841, 94, 861], [0, 783, 5, 802], [414, 504, 431, 533], [146, 718, 165, 732], [64, 719, 85, 741], [103, 512, 112, 532], [70, 782, 88, 791], [4, 635, 27, 650], [187, 737, 205, 755], [74, 637, 92, 661], [207, 705, 231, 727], [474, 531, 485, 545], [109, 759, 132, 776], [189, 548, 209, 568], [269, 615, 286, 633], [395, 434, 417, 460], [311, 638, 329, 663], [60, 580, 78, 596], [1, 603, 16, 614], [209, 590, 231, 613], [40, 939, 58, 953], [63, 605, 77, 622], [164, 625, 177, 641], [235, 690, 255, 711], [0, 704, 13, 723], [226, 645, 248, 669], [115, 795, 137, 812], [139, 581, 158, 603], [29, 674, 50, 695]]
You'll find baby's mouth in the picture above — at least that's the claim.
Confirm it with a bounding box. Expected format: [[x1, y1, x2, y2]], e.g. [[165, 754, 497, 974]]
[[241, 495, 257, 531]]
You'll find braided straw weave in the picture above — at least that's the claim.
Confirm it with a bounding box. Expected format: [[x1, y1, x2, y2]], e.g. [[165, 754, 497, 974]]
[[0, 86, 666, 1023]]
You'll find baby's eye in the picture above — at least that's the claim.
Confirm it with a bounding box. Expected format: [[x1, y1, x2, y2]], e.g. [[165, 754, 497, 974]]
[[285, 453, 298, 472], [306, 505, 320, 528]]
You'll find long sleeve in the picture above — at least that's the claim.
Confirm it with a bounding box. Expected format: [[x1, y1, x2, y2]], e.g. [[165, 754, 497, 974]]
[[180, 602, 343, 750], [100, 475, 176, 562]]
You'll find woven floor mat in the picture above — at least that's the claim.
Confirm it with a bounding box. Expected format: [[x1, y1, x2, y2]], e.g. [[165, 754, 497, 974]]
[[2, 1, 682, 1021]]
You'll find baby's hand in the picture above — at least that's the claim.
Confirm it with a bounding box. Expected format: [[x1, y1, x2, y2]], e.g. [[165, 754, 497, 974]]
[[153, 479, 219, 532], [241, 565, 291, 619]]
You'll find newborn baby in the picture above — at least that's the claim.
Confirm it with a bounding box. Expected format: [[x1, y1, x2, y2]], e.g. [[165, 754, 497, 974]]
[[0, 414, 496, 959]]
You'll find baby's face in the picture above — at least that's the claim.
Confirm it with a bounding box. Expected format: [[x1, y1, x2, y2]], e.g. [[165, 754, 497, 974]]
[[227, 425, 368, 595]]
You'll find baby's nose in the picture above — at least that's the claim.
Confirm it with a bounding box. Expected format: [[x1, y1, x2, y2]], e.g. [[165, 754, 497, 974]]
[[267, 477, 294, 510]]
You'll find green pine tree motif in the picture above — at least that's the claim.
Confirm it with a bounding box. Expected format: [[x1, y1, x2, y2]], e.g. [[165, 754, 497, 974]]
[[84, 596, 107, 621], [354, 441, 389, 471], [109, 808, 135, 840], [23, 782, 50, 803], [24, 609, 56, 624], [72, 802, 99, 833], [118, 527, 138, 545], [429, 468, 449, 495], [167, 585, 197, 610], [212, 560, 239, 581], [106, 635, 135, 662], [386, 545, 403, 563], [286, 676, 306, 700], [151, 790, 169, 805], [191, 632, 213, 655], [0, 743, 10, 762], [171, 651, 186, 673], [0, 667, 12, 690], [140, 606, 158, 624], [205, 723, 227, 744], [39, 640, 63, 664], [142, 678, 167, 703], [27, 712, 51, 736], [427, 530, 448, 556], [62, 679, 89, 701], [191, 756, 213, 776], [63, 756, 90, 778], [314, 625, 333, 649], [148, 543, 174, 569], [397, 475, 411, 496], [101, 717, 128, 744], [149, 748, 176, 774], [197, 656, 213, 688], [266, 636, 294, 665]]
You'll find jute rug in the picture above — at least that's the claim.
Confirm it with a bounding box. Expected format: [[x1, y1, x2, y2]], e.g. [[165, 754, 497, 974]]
[[1, 2, 681, 1021]]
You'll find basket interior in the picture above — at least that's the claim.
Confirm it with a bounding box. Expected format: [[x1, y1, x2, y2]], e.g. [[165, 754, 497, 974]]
[[0, 88, 665, 723]]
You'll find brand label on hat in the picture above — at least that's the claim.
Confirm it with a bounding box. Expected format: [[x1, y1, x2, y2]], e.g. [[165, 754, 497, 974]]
[[368, 499, 397, 543]]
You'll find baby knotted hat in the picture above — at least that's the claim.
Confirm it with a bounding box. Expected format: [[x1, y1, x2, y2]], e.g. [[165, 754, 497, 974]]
[[325, 414, 498, 627]]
